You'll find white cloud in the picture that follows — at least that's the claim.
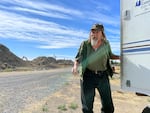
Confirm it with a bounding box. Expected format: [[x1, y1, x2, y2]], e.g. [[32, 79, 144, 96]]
[[0, 0, 120, 51], [89, 13, 120, 26], [90, 0, 111, 11], [106, 28, 120, 35], [13, 7, 72, 19], [1, 0, 83, 18], [0, 10, 88, 48], [1, 0, 119, 25]]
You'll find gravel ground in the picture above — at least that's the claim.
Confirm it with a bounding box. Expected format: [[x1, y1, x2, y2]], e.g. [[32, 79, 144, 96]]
[[0, 68, 72, 113], [1, 69, 150, 113], [32, 74, 150, 113]]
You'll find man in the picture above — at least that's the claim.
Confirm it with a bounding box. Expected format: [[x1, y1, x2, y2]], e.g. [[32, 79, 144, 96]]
[[72, 23, 120, 113]]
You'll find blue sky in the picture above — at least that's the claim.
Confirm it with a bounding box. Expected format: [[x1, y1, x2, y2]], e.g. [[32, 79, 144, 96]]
[[0, 0, 120, 60]]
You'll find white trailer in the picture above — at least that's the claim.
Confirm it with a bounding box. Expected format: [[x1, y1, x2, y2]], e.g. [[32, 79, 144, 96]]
[[121, 0, 150, 112]]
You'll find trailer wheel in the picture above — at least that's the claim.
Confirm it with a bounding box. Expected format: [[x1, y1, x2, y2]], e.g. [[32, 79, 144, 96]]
[[142, 106, 150, 113]]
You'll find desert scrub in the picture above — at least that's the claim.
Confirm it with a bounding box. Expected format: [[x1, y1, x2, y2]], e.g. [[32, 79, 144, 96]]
[[42, 104, 48, 112], [64, 82, 70, 85], [69, 102, 78, 110], [57, 104, 67, 111]]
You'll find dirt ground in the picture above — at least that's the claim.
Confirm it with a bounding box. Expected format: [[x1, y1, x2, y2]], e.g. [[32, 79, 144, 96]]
[[30, 73, 150, 113]]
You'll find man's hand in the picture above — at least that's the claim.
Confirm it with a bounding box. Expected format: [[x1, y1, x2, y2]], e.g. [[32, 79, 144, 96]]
[[72, 60, 79, 76]]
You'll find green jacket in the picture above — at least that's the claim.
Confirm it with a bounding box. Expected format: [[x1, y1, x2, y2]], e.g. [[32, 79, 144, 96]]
[[75, 40, 113, 77]]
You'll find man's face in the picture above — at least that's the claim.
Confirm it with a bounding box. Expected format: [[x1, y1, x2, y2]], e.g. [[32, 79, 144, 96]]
[[90, 30, 102, 46], [91, 30, 99, 46], [90, 29, 102, 40]]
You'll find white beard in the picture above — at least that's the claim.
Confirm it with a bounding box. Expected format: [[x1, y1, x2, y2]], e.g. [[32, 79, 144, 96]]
[[91, 38, 98, 46]]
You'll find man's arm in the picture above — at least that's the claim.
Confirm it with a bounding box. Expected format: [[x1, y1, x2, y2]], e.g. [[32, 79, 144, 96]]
[[72, 60, 79, 75], [111, 54, 120, 60]]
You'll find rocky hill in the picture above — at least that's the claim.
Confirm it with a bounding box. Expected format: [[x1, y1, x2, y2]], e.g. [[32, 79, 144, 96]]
[[0, 44, 73, 71], [0, 44, 29, 69]]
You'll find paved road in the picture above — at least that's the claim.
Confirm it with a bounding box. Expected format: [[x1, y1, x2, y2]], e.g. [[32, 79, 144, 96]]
[[0, 67, 72, 113]]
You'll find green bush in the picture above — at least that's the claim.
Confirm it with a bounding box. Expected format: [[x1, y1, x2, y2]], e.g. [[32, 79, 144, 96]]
[[42, 105, 48, 112], [57, 104, 67, 111], [69, 102, 78, 110]]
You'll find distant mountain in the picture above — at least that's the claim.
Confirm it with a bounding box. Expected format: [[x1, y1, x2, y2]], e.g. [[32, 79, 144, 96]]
[[0, 44, 73, 71]]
